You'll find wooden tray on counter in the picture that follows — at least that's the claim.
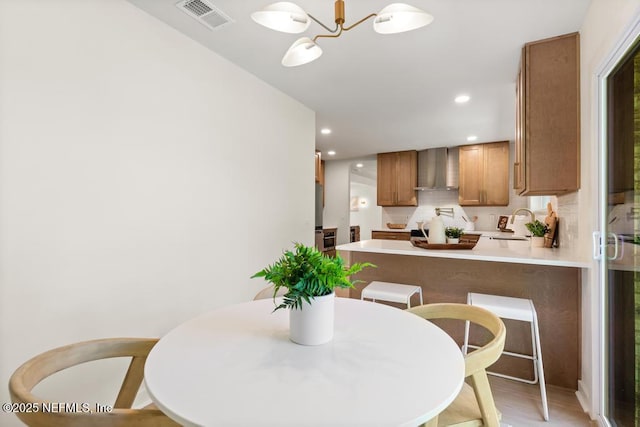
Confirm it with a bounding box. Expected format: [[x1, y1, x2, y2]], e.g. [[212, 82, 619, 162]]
[[411, 240, 477, 250]]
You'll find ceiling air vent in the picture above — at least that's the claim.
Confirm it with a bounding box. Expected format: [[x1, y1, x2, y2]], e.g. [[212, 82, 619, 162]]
[[176, 0, 234, 31]]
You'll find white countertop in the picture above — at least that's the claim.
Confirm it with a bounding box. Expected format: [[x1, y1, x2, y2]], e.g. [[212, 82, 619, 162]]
[[337, 236, 589, 268]]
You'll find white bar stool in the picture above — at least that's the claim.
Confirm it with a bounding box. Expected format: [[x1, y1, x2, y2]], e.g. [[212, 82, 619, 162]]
[[360, 281, 423, 308], [463, 292, 549, 421]]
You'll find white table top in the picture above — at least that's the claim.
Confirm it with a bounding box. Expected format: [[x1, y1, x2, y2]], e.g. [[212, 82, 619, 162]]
[[145, 298, 465, 427], [337, 237, 589, 268]]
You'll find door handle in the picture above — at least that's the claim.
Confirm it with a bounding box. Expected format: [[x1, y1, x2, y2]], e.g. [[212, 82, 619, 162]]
[[606, 232, 619, 261], [592, 231, 602, 260], [607, 232, 621, 261], [592, 231, 624, 261], [594, 231, 624, 261]]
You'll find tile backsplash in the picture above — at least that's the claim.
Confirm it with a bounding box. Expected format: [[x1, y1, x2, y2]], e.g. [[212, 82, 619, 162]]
[[382, 190, 528, 232], [381, 191, 579, 249], [556, 192, 579, 251]]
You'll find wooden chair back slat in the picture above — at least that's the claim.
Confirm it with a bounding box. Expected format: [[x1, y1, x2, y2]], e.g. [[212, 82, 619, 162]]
[[407, 303, 506, 427], [8, 338, 180, 427], [114, 355, 147, 409]]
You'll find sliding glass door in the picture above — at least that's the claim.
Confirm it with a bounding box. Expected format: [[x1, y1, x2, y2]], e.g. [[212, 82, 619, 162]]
[[604, 38, 640, 427]]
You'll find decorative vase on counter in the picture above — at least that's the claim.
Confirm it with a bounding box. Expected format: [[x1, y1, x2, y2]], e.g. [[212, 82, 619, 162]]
[[447, 238, 459, 244], [429, 216, 446, 244], [289, 292, 335, 345], [531, 236, 545, 248]]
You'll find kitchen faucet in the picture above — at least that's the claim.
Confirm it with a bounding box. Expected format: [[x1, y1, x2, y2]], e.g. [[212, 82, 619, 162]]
[[510, 208, 535, 223]]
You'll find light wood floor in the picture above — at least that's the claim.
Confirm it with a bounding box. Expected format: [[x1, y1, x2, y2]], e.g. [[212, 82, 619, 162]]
[[490, 376, 596, 426]]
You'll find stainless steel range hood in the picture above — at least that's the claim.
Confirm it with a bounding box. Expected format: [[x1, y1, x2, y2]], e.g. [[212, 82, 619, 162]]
[[415, 147, 459, 190]]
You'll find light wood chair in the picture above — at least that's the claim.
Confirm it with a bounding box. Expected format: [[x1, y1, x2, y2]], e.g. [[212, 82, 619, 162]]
[[253, 284, 287, 300], [407, 303, 506, 427], [8, 338, 180, 427]]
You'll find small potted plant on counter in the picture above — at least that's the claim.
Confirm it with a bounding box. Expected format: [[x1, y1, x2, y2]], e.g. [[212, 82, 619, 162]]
[[251, 243, 374, 345], [525, 219, 549, 248], [445, 227, 464, 244]]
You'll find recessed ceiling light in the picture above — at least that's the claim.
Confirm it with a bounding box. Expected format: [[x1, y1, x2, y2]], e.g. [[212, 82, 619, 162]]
[[356, 163, 363, 168], [467, 135, 478, 142], [455, 94, 470, 104], [320, 128, 332, 135], [327, 150, 336, 156]]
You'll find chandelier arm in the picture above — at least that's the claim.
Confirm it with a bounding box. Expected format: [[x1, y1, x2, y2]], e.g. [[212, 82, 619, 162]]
[[307, 14, 340, 33], [341, 13, 377, 31], [312, 26, 344, 42]]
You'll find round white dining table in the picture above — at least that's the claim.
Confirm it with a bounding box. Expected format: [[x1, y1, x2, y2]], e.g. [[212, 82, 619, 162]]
[[144, 297, 465, 427]]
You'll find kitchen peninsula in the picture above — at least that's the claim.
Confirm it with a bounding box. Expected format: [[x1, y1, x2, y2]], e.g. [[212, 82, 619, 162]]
[[337, 237, 589, 389]]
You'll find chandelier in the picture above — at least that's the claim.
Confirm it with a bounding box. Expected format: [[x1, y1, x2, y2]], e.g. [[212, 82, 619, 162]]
[[251, 1, 434, 67]]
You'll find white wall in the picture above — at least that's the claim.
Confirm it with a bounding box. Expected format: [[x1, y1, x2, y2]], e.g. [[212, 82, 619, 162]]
[[350, 180, 381, 240], [323, 160, 352, 245], [576, 0, 640, 420], [0, 1, 314, 424]]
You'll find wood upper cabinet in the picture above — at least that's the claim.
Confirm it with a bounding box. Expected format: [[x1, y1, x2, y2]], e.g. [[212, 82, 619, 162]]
[[515, 32, 580, 195], [459, 141, 509, 206], [314, 151, 324, 185], [377, 150, 418, 206]]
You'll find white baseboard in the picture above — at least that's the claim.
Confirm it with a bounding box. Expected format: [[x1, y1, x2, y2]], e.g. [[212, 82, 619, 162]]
[[575, 380, 593, 418]]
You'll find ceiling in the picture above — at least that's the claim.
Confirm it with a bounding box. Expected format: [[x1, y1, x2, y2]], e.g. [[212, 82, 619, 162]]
[[129, 0, 591, 162]]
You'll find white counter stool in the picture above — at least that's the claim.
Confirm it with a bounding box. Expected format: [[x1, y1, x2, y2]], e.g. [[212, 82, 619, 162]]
[[361, 281, 423, 308], [463, 292, 549, 421]]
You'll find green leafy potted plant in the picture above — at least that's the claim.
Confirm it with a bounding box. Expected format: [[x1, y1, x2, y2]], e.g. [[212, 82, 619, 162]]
[[525, 219, 549, 247], [445, 226, 464, 244], [252, 243, 374, 345]]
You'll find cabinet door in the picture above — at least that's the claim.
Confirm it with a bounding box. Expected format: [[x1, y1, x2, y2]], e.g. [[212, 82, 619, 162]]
[[483, 141, 510, 205], [458, 145, 484, 205], [521, 32, 580, 195], [371, 231, 411, 241], [377, 152, 396, 206], [377, 150, 418, 207], [395, 150, 418, 206], [314, 151, 322, 183], [459, 141, 509, 206], [514, 56, 526, 193]]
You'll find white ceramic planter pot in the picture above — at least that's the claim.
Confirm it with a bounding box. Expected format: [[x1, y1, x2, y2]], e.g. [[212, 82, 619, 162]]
[[531, 236, 545, 247], [289, 292, 335, 345], [447, 237, 459, 244]]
